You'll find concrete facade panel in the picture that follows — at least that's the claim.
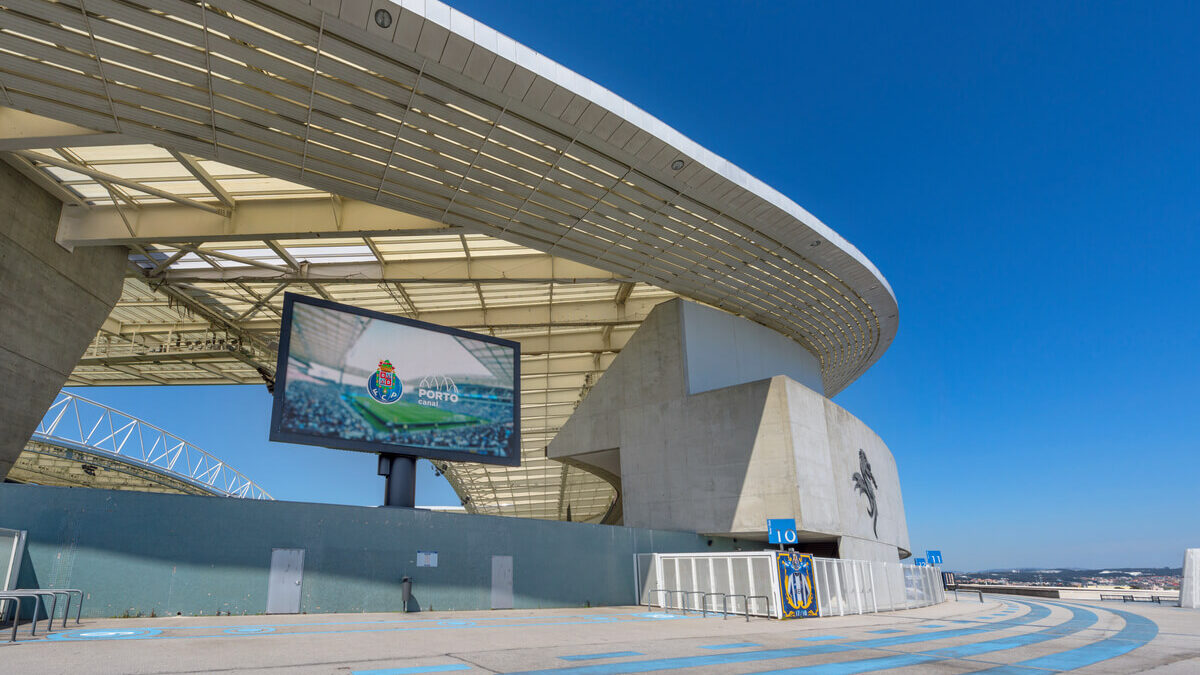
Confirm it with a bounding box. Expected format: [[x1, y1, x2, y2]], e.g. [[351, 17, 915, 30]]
[[681, 300, 823, 395], [0, 161, 126, 480], [1183, 548, 1200, 609], [549, 299, 910, 558]]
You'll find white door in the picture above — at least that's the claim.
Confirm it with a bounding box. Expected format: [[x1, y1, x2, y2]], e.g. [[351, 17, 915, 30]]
[[491, 555, 513, 609], [0, 528, 26, 591], [266, 548, 305, 614]]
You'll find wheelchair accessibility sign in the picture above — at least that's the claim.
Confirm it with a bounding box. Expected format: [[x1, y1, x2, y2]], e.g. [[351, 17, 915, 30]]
[[776, 551, 819, 618]]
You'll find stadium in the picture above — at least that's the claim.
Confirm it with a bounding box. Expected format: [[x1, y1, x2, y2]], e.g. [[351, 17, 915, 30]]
[[1, 0, 909, 618]]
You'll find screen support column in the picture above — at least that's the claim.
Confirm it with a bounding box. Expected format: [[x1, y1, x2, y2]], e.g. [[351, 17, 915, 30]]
[[378, 453, 417, 508]]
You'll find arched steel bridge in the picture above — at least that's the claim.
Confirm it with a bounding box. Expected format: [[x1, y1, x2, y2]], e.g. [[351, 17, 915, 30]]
[[16, 392, 272, 500]]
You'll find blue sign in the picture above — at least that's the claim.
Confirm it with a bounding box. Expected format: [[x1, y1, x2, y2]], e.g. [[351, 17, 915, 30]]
[[926, 550, 943, 565], [767, 519, 797, 545], [914, 557, 927, 567], [776, 551, 819, 618]]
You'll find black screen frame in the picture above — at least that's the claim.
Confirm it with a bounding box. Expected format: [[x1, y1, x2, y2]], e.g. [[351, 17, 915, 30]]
[[268, 293, 521, 467]]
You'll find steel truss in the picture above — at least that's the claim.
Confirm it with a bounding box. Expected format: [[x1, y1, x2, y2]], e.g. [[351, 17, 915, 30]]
[[30, 391, 272, 500]]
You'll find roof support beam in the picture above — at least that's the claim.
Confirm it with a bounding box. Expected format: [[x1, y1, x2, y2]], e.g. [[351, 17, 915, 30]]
[[77, 350, 255, 366], [58, 199, 456, 247], [169, 150, 235, 209], [14, 150, 228, 216], [614, 281, 635, 306], [0, 151, 89, 208], [0, 107, 134, 151], [107, 295, 663, 333], [156, 255, 624, 284]]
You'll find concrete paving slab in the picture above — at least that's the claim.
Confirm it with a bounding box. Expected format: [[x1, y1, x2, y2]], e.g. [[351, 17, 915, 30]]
[[0, 596, 1195, 674]]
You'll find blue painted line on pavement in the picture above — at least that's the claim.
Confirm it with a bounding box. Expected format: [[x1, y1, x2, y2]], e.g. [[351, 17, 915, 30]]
[[752, 598, 1155, 675], [352, 666, 470, 675], [746, 600, 1068, 675], [44, 612, 663, 634], [500, 601, 1050, 675], [922, 601, 1098, 659], [796, 635, 846, 641], [699, 643, 761, 649], [969, 601, 1158, 674], [503, 645, 855, 675], [866, 629, 903, 634], [755, 652, 940, 675], [38, 613, 698, 643], [840, 600, 1051, 649], [559, 653, 644, 662], [920, 624, 946, 628]]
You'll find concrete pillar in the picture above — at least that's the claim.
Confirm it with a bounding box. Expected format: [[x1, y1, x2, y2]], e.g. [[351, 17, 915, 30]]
[[1183, 549, 1200, 609], [0, 160, 126, 480]]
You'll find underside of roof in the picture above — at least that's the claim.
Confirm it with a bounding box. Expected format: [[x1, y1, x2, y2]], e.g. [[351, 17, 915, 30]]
[[0, 0, 898, 524]]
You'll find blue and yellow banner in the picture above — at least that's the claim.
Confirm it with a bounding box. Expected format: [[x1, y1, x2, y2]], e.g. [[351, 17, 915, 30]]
[[776, 551, 819, 618]]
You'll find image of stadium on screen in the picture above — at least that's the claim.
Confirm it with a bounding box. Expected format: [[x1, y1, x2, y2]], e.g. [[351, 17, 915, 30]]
[[269, 294, 520, 466]]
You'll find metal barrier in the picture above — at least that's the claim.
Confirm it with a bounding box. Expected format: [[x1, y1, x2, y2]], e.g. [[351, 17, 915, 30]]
[[812, 557, 945, 617], [952, 587, 984, 602], [644, 587, 769, 622], [639, 552, 946, 620], [1, 588, 86, 643], [724, 594, 749, 621], [0, 597, 16, 644], [644, 588, 670, 611], [682, 590, 706, 612], [701, 592, 725, 618], [0, 591, 46, 642], [638, 552, 779, 618]]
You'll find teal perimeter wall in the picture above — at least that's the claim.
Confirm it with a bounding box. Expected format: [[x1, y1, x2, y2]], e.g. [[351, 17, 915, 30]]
[[0, 484, 738, 618]]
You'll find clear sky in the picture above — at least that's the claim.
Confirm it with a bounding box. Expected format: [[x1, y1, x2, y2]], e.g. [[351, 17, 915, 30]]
[[66, 1, 1198, 572]]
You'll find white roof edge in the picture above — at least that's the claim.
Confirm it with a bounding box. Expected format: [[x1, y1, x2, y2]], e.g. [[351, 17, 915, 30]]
[[340, 0, 897, 303]]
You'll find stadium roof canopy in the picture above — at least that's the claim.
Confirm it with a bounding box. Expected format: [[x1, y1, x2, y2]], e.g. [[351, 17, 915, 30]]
[[0, 0, 898, 523]]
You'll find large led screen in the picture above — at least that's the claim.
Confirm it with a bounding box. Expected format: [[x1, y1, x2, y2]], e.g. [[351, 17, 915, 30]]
[[269, 294, 520, 466]]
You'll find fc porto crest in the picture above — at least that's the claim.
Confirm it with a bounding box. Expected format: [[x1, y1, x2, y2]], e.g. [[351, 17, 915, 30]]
[[367, 359, 402, 404]]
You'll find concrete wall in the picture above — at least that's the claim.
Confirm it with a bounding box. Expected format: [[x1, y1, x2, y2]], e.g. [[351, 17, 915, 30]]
[[0, 161, 126, 479], [1183, 549, 1199, 609], [0, 483, 742, 618], [680, 300, 824, 395], [549, 300, 910, 561]]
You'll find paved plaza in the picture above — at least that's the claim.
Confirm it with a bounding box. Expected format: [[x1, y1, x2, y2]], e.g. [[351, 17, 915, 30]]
[[3, 595, 1198, 674]]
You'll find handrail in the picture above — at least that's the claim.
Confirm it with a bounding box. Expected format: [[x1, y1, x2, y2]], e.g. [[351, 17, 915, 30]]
[[952, 587, 984, 602], [667, 590, 689, 614], [644, 588, 671, 613], [0, 598, 18, 644], [682, 590, 706, 613], [0, 591, 46, 640], [701, 592, 725, 618], [10, 589, 83, 628], [30, 392, 271, 500], [747, 595, 771, 621]]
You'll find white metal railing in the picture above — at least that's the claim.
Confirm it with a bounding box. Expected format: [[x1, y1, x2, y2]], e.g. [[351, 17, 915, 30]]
[[638, 551, 945, 619], [29, 392, 272, 500], [812, 557, 945, 616], [638, 552, 779, 617]]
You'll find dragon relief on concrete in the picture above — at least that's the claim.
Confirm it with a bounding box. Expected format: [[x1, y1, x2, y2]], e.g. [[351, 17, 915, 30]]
[[851, 449, 880, 538]]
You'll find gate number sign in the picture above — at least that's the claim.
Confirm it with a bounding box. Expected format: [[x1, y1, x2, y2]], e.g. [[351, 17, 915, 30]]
[[767, 518, 798, 544]]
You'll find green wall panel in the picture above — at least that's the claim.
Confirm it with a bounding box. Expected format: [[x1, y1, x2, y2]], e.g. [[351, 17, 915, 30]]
[[0, 484, 739, 617]]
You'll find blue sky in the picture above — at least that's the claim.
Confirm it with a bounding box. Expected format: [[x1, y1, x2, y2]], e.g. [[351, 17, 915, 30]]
[[67, 1, 1198, 571]]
